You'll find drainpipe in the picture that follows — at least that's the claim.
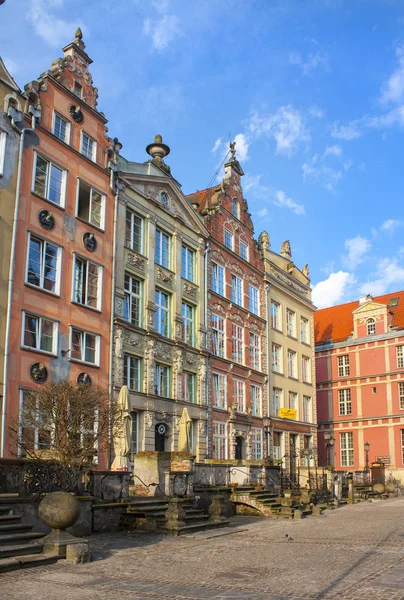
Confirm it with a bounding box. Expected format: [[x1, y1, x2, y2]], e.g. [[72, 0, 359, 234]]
[[1, 116, 36, 457]]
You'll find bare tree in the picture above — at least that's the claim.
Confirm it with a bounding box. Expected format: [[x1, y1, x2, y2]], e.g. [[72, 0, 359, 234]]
[[9, 381, 122, 467]]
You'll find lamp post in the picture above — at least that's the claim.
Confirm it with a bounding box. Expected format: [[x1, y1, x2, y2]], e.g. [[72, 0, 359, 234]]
[[364, 441, 370, 474]]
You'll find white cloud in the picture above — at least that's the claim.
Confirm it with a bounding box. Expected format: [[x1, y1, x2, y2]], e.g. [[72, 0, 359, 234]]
[[26, 0, 79, 48], [144, 14, 181, 50], [312, 271, 356, 308], [381, 219, 402, 232], [324, 144, 342, 157], [233, 133, 249, 162], [274, 190, 305, 215], [359, 256, 404, 297], [380, 44, 404, 105], [248, 105, 309, 156], [343, 236, 371, 268], [302, 157, 344, 192], [243, 173, 262, 192], [290, 51, 330, 77], [331, 120, 363, 140], [308, 106, 325, 119], [211, 137, 222, 153]]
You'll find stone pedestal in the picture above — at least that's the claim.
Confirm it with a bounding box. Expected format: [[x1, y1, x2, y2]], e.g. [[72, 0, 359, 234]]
[[208, 495, 226, 522], [165, 498, 186, 534]]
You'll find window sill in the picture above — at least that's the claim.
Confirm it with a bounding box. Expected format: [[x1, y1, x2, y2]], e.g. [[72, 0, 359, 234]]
[[69, 358, 100, 368], [271, 326, 283, 334], [75, 215, 105, 233], [31, 190, 65, 211], [21, 346, 57, 358], [71, 301, 102, 314], [25, 283, 60, 298], [272, 369, 284, 376], [287, 334, 298, 341]]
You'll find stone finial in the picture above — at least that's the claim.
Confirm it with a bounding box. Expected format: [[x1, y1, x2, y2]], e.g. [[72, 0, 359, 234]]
[[146, 134, 171, 165], [75, 27, 83, 39], [302, 263, 310, 278], [229, 140, 236, 160], [258, 231, 270, 251], [73, 27, 85, 51], [280, 240, 292, 260]]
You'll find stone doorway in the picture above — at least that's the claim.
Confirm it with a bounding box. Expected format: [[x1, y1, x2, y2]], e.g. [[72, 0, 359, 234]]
[[155, 423, 166, 451], [235, 436, 243, 460]]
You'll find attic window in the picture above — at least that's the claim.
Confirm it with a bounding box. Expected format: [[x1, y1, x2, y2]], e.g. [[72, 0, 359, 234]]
[[367, 318, 376, 336], [388, 297, 399, 307], [73, 81, 83, 98], [160, 192, 169, 208]]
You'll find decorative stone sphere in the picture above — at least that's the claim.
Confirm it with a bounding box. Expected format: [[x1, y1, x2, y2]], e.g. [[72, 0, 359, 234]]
[[385, 481, 396, 493], [372, 482, 385, 495], [38, 491, 81, 530]]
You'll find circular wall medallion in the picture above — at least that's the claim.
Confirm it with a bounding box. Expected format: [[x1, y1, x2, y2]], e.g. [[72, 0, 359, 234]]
[[69, 104, 84, 123], [83, 232, 97, 252], [30, 362, 48, 384], [38, 209, 55, 230], [77, 372, 91, 385]]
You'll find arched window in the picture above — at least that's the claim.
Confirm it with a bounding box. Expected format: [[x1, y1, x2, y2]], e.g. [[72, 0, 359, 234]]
[[367, 318, 376, 336]]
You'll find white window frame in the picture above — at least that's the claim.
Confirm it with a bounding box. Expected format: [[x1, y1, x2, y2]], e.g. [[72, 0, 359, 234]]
[[251, 427, 263, 459], [239, 241, 248, 261], [70, 327, 100, 366], [213, 373, 226, 409], [212, 314, 225, 357], [232, 324, 243, 364], [231, 274, 242, 306], [366, 318, 376, 336], [154, 363, 171, 397], [397, 346, 404, 369], [234, 379, 245, 413], [287, 349, 297, 378], [73, 255, 103, 310], [123, 355, 141, 391], [338, 355, 350, 377], [302, 356, 311, 383], [0, 130, 7, 176], [155, 229, 171, 269], [181, 245, 195, 282], [339, 388, 352, 416], [26, 233, 61, 295], [76, 179, 105, 229], [303, 396, 312, 422], [125, 209, 144, 253], [213, 421, 227, 459], [250, 332, 260, 370], [212, 263, 224, 295], [248, 285, 259, 315], [272, 343, 282, 373], [288, 391, 297, 411], [224, 229, 234, 250], [32, 152, 67, 207], [273, 388, 282, 416], [341, 432, 354, 467], [399, 382, 404, 410], [300, 317, 309, 343], [251, 385, 262, 417], [271, 301, 281, 330], [272, 431, 282, 460], [80, 131, 97, 162], [18, 390, 52, 457], [123, 273, 142, 327], [183, 371, 196, 403], [22, 312, 58, 355], [155, 289, 170, 337], [286, 309, 296, 337], [52, 111, 70, 144], [181, 302, 195, 346]]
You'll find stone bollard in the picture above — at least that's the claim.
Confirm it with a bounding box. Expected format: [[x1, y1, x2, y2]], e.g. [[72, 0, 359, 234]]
[[312, 505, 323, 516], [208, 495, 226, 522], [294, 509, 303, 520], [165, 498, 186, 534], [347, 478, 354, 504]]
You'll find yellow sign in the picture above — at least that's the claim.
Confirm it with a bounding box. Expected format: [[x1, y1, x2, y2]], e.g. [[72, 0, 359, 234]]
[[278, 408, 297, 419]]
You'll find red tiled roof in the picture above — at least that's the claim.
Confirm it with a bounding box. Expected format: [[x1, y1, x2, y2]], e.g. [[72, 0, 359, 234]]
[[314, 290, 404, 346], [186, 186, 219, 213]]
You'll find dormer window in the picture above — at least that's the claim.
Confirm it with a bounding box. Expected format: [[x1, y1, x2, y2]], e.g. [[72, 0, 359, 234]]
[[160, 192, 169, 208], [73, 81, 83, 98], [367, 318, 376, 336], [232, 198, 239, 218]]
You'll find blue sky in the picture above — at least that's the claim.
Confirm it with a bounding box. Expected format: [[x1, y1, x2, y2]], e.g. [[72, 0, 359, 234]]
[[1, 0, 404, 308]]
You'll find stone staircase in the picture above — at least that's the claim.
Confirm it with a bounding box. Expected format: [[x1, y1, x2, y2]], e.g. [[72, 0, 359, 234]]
[[231, 486, 311, 520], [0, 494, 58, 573], [126, 497, 230, 535]]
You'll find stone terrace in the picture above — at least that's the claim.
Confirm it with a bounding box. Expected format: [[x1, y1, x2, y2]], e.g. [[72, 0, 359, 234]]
[[2, 497, 404, 599]]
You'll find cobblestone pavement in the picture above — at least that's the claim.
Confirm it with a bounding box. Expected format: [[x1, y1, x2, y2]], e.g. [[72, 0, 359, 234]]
[[2, 497, 404, 600]]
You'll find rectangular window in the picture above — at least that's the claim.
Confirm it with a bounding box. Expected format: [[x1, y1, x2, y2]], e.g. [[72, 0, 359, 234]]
[[338, 355, 350, 377], [340, 432, 354, 467], [181, 302, 195, 346], [251, 385, 262, 417], [71, 328, 99, 365], [339, 389, 352, 415], [155, 229, 171, 269], [125, 210, 144, 253], [300, 317, 309, 343], [53, 113, 70, 144], [130, 412, 138, 459], [183, 371, 196, 403], [231, 274, 242, 306], [232, 198, 239, 218], [286, 309, 296, 337], [302, 356, 311, 383], [271, 301, 281, 330], [224, 229, 234, 250], [77, 180, 105, 229], [248, 285, 259, 315], [33, 154, 66, 207], [397, 346, 404, 369], [288, 391, 297, 410], [250, 332, 260, 370], [240, 241, 248, 261], [123, 274, 142, 327], [19, 390, 51, 457], [399, 382, 404, 410], [123, 355, 141, 391], [23, 313, 57, 354], [251, 428, 263, 459], [303, 396, 312, 422], [232, 324, 243, 364], [272, 343, 282, 373], [212, 314, 225, 357], [154, 363, 170, 397], [273, 388, 282, 416], [234, 379, 245, 413], [213, 421, 226, 459], [211, 263, 224, 295], [81, 132, 97, 162], [181, 246, 195, 282], [272, 431, 282, 460], [0, 130, 6, 176], [155, 289, 170, 337], [26, 234, 60, 294], [287, 350, 297, 378], [213, 373, 226, 409], [73, 256, 102, 310]]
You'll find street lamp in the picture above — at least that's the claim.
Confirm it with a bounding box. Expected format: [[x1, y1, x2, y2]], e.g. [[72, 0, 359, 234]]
[[364, 441, 370, 473]]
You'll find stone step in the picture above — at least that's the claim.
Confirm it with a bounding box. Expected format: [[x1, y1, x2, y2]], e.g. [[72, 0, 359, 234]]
[[0, 523, 33, 534], [0, 531, 46, 545], [0, 494, 19, 499], [0, 514, 23, 524], [0, 553, 59, 573], [184, 514, 210, 522], [0, 543, 43, 559], [127, 504, 168, 512], [166, 520, 230, 536], [0, 506, 13, 515]]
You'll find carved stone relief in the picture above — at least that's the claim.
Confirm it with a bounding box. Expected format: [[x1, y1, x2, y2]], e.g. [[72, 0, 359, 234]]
[[156, 342, 172, 361], [127, 251, 146, 273], [144, 412, 154, 428], [183, 281, 198, 300], [115, 296, 124, 318], [156, 266, 173, 286]]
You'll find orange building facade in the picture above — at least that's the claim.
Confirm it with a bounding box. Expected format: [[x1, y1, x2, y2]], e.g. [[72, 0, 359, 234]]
[[1, 31, 116, 464], [315, 291, 404, 479], [188, 147, 267, 460]]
